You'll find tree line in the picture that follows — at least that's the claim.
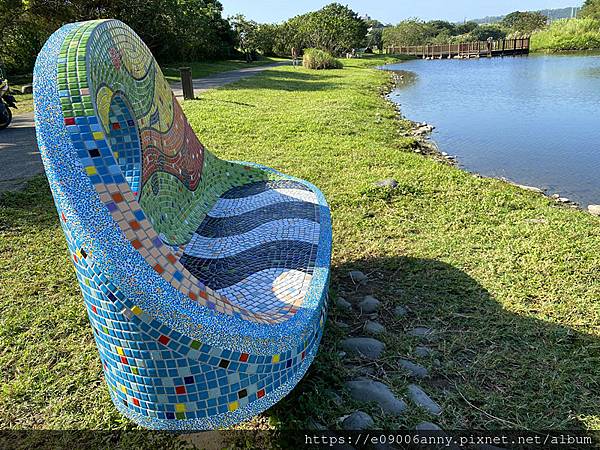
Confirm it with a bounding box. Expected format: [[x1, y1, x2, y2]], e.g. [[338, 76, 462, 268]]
[[382, 11, 549, 48], [2, 1, 368, 75], [4, 2, 599, 75], [382, 4, 600, 49]]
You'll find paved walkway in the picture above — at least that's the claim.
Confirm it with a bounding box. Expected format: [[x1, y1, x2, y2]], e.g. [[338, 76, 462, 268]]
[[0, 62, 286, 192]]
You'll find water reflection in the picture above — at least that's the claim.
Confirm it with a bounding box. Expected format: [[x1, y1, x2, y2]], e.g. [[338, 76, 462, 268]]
[[384, 54, 600, 207]]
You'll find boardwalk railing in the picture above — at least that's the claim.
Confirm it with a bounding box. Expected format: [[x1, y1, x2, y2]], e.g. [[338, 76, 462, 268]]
[[385, 38, 530, 59]]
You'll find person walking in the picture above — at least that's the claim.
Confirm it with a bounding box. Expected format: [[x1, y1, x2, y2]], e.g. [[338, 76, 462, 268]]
[[291, 47, 299, 67]]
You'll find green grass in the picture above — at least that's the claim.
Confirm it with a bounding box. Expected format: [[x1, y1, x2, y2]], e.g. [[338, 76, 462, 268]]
[[1, 55, 599, 436], [161, 57, 286, 83], [531, 17, 600, 52], [4, 74, 34, 115]]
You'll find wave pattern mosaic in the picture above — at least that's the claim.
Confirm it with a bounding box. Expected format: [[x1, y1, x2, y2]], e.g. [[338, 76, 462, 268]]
[[33, 19, 331, 430]]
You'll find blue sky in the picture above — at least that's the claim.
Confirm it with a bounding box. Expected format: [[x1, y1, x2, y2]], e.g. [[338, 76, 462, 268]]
[[220, 0, 580, 23]]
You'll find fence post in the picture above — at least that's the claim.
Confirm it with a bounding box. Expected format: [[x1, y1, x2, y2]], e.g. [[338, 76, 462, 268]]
[[179, 67, 194, 100]]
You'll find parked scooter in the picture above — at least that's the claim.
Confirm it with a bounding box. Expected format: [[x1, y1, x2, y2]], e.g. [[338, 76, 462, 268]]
[[0, 73, 17, 130]]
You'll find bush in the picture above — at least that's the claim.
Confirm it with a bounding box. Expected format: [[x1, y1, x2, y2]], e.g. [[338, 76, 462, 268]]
[[531, 17, 600, 51], [302, 48, 343, 70]]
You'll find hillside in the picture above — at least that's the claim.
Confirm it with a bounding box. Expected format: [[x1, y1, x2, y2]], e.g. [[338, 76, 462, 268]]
[[470, 6, 581, 24]]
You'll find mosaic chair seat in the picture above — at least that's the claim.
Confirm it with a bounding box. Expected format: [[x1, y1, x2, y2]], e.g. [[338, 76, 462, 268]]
[[33, 20, 331, 430]]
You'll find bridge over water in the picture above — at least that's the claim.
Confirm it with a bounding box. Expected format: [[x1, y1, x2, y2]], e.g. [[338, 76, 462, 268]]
[[385, 38, 530, 59]]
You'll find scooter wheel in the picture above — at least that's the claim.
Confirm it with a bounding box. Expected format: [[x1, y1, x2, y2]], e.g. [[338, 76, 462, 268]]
[[0, 107, 12, 130]]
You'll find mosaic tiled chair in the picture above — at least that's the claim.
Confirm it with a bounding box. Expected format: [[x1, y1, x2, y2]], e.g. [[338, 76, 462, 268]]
[[33, 20, 331, 430]]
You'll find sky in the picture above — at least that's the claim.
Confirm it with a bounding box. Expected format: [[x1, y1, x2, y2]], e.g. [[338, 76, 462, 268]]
[[220, 0, 580, 24]]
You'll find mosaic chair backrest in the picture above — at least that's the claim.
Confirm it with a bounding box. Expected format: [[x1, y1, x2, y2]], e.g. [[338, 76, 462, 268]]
[[34, 19, 331, 429]]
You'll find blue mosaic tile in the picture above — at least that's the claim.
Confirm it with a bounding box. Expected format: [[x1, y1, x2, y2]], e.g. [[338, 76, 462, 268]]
[[33, 19, 331, 430]]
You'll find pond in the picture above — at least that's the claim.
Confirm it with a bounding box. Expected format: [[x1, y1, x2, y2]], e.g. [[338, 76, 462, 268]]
[[384, 54, 600, 207]]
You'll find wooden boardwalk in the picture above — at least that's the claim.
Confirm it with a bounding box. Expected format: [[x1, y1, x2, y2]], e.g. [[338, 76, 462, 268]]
[[385, 38, 530, 59]]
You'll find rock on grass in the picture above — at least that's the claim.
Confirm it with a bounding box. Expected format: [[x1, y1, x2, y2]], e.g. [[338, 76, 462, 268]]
[[345, 380, 407, 415], [349, 270, 368, 284], [340, 337, 385, 360], [364, 320, 385, 335], [359, 295, 380, 314], [407, 384, 442, 416], [341, 411, 374, 430], [399, 359, 429, 379]]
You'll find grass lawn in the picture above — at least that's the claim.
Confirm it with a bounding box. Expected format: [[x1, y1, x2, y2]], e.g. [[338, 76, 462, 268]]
[[5, 57, 286, 116], [161, 56, 286, 83], [4, 74, 34, 115], [1, 55, 598, 435]]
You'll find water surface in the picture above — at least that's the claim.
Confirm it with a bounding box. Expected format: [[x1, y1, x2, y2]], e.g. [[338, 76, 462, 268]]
[[385, 54, 600, 207]]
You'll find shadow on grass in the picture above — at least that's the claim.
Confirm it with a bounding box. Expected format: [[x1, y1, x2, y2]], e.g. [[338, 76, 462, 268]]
[[222, 69, 343, 93], [269, 256, 599, 433], [0, 176, 58, 232], [3, 178, 597, 436]]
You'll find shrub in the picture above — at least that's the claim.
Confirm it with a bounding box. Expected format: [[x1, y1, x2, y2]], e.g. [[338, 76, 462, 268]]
[[531, 17, 600, 51], [302, 48, 343, 70]]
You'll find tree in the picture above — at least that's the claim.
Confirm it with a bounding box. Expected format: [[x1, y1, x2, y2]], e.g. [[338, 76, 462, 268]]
[[297, 3, 368, 55], [455, 21, 479, 35], [230, 15, 260, 61], [469, 25, 507, 41], [502, 11, 548, 34], [272, 3, 366, 56], [382, 19, 435, 46], [364, 19, 385, 50], [2, 0, 236, 75], [582, 0, 600, 19], [254, 24, 279, 56], [427, 20, 457, 36]]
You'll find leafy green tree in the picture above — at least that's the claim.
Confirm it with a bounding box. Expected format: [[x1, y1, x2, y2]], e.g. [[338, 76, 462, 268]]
[[469, 25, 507, 41], [382, 19, 435, 46], [2, 0, 236, 74], [455, 21, 479, 35], [581, 0, 600, 19], [427, 20, 457, 36], [502, 11, 548, 34], [364, 19, 385, 50], [230, 15, 260, 61], [254, 24, 279, 56], [297, 3, 368, 55]]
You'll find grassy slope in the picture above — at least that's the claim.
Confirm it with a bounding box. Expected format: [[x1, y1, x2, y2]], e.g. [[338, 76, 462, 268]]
[[531, 17, 600, 51], [0, 56, 598, 434]]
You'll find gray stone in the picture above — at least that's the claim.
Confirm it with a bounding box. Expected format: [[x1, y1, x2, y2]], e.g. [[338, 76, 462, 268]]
[[415, 421, 443, 431], [374, 178, 399, 189], [341, 411, 374, 430], [364, 321, 386, 335], [359, 295, 380, 314], [307, 417, 326, 430], [345, 380, 407, 415], [588, 205, 600, 216], [20, 84, 33, 94], [399, 359, 429, 379], [415, 346, 433, 357], [336, 297, 352, 311], [408, 327, 434, 340], [394, 305, 408, 318], [334, 321, 350, 330], [515, 183, 544, 194], [407, 384, 442, 416], [341, 337, 385, 360], [349, 270, 368, 284]]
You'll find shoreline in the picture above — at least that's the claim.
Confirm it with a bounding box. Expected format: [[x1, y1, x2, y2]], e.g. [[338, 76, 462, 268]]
[[381, 67, 600, 216]]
